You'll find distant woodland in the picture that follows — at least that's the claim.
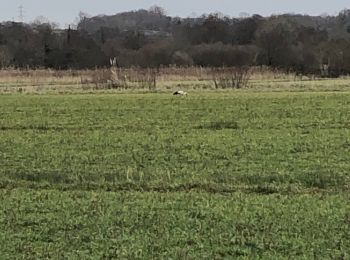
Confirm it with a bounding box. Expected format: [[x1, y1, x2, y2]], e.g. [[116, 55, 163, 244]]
[[1, 6, 350, 76]]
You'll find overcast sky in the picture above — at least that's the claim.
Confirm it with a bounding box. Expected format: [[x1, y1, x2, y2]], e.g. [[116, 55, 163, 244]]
[[0, 0, 349, 28]]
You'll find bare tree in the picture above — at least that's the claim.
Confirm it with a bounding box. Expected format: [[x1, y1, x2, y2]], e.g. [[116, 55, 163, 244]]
[[149, 5, 167, 16], [0, 46, 12, 68]]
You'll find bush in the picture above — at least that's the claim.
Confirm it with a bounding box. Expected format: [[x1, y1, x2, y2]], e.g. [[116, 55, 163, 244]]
[[211, 67, 251, 89]]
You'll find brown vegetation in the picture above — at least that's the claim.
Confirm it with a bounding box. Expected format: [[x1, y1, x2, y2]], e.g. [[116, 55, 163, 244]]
[[1, 66, 348, 94]]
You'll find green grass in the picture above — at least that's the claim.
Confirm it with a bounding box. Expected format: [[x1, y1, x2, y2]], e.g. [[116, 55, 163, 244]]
[[1, 190, 349, 259], [1, 92, 350, 258]]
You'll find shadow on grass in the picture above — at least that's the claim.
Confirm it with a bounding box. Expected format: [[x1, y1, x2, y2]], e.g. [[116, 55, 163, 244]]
[[298, 171, 347, 189], [0, 125, 65, 131], [196, 121, 239, 130], [0, 124, 153, 132], [10, 171, 74, 184], [3, 170, 347, 194]]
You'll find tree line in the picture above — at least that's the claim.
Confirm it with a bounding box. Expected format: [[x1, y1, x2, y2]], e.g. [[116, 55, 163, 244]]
[[1, 7, 350, 76]]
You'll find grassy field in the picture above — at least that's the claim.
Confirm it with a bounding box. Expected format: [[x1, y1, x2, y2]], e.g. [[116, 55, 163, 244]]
[[1, 91, 350, 258]]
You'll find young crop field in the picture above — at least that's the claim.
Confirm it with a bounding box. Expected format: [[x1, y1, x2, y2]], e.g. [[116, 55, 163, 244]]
[[0, 91, 350, 258]]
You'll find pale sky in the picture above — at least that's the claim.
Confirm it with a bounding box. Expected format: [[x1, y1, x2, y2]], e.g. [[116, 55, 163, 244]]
[[0, 0, 349, 28]]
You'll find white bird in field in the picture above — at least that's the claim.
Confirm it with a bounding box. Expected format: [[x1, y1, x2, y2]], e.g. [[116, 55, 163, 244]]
[[173, 90, 188, 96]]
